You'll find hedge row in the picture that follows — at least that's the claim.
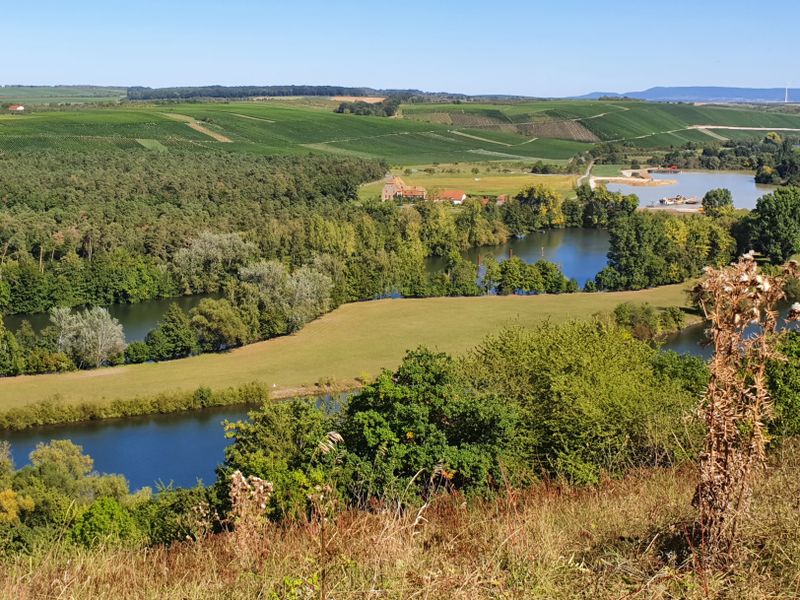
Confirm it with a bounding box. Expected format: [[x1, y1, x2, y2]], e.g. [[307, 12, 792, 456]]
[[0, 382, 270, 431]]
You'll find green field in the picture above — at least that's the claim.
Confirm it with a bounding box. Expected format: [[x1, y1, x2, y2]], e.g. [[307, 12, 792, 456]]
[[0, 101, 593, 165], [360, 168, 577, 199], [0, 85, 126, 105], [403, 100, 800, 147], [2, 97, 798, 163], [0, 285, 696, 410]]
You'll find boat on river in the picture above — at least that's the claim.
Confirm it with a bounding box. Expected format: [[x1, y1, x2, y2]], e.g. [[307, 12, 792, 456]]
[[659, 194, 699, 206]]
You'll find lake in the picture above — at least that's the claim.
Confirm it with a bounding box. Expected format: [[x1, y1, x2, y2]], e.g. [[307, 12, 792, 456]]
[[3, 293, 216, 342], [606, 171, 776, 210], [428, 228, 610, 287]]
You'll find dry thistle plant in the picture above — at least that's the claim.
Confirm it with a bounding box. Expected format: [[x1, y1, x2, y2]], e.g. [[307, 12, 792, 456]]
[[227, 469, 274, 561], [692, 253, 800, 561]]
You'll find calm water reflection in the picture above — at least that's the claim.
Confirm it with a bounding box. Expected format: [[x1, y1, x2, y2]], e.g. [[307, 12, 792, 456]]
[[4, 294, 216, 342], [429, 228, 610, 287], [607, 171, 776, 210], [2, 394, 350, 491]]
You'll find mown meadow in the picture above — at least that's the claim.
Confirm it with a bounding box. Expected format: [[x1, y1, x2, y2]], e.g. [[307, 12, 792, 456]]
[[0, 283, 695, 413]]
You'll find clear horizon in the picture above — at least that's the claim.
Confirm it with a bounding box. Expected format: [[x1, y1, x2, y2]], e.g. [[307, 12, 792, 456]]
[[2, 0, 798, 97]]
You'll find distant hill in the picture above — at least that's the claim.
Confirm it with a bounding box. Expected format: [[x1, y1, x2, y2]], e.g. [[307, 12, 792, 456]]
[[574, 87, 800, 103], [126, 85, 469, 101]]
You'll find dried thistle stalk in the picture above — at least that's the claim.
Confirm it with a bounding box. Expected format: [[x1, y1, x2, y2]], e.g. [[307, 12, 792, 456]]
[[693, 253, 800, 560]]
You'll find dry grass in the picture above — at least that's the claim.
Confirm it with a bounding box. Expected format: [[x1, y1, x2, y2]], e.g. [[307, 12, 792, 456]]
[[5, 444, 800, 599]]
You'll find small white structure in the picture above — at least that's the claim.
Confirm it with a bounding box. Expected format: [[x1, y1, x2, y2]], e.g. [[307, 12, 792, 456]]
[[8, 104, 25, 113]]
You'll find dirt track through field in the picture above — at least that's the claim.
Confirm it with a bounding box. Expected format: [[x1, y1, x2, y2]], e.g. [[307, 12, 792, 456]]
[[160, 112, 233, 142], [696, 128, 729, 141], [448, 130, 512, 146]]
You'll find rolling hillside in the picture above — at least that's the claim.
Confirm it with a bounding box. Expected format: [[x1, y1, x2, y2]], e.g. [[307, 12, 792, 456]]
[[1, 97, 799, 164], [402, 100, 800, 147], [0, 101, 591, 165]]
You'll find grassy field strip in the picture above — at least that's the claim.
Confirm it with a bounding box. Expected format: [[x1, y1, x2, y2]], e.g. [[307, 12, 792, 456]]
[[696, 128, 729, 141], [692, 125, 800, 132], [360, 171, 577, 199], [0, 285, 695, 410], [160, 112, 233, 142], [229, 113, 276, 123], [308, 129, 437, 145], [448, 130, 512, 146], [135, 139, 168, 151]]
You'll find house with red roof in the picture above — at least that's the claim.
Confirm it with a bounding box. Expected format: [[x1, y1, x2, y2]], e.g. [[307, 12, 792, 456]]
[[8, 104, 25, 113], [381, 176, 427, 201], [436, 189, 468, 205]]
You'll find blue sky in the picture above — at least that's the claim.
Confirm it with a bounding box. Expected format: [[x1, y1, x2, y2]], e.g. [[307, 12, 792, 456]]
[[3, 0, 797, 97]]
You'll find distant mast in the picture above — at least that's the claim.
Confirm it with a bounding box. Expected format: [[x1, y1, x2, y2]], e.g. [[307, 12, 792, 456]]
[[786, 85, 790, 104]]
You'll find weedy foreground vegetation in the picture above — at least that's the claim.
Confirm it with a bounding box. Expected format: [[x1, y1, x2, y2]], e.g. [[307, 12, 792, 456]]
[[4, 259, 800, 598], [2, 449, 800, 600]]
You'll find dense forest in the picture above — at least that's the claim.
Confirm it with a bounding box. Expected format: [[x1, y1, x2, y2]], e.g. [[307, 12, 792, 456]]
[[4, 146, 800, 377], [334, 96, 403, 117]]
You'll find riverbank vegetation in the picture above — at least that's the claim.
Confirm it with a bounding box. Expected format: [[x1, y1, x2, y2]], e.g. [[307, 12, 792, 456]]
[[0, 319, 708, 551], [4, 272, 800, 595]]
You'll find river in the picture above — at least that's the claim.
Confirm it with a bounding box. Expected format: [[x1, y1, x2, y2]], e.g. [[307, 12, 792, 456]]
[[428, 228, 610, 287], [0, 175, 781, 491], [2, 393, 349, 491], [0, 327, 704, 492], [606, 171, 776, 210], [6, 230, 611, 340], [3, 294, 217, 342]]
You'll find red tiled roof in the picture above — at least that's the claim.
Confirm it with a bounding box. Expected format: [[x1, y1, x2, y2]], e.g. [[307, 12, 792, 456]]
[[437, 190, 467, 201]]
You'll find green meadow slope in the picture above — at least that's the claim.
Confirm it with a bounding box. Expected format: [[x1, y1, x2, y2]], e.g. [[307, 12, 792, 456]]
[[3, 98, 797, 164], [0, 101, 591, 164], [0, 285, 695, 410]]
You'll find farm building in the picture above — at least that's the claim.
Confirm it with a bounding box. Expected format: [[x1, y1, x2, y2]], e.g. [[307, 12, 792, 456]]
[[381, 176, 427, 201], [496, 194, 509, 206], [7, 104, 25, 113], [436, 189, 468, 205]]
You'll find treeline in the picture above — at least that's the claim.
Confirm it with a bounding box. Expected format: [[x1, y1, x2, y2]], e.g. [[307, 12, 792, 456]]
[[334, 97, 402, 117], [658, 134, 800, 180], [594, 210, 736, 290], [0, 150, 631, 317], [1, 248, 577, 376], [126, 85, 422, 101], [503, 184, 638, 234]]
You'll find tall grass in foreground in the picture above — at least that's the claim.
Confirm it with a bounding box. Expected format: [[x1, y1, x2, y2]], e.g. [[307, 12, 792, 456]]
[[4, 444, 800, 599]]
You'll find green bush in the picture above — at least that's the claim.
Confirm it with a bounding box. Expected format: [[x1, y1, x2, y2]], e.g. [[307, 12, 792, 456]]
[[71, 497, 141, 548], [341, 348, 518, 502], [461, 322, 700, 484], [124, 341, 150, 364]]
